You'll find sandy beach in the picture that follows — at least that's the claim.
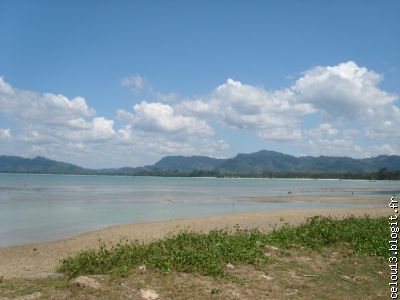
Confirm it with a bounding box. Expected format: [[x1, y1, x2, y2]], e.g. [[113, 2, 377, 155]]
[[0, 197, 390, 279]]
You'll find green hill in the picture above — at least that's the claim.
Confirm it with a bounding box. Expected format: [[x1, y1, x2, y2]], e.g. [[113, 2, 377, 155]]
[[0, 156, 92, 174], [153, 155, 224, 172], [1, 151, 400, 178]]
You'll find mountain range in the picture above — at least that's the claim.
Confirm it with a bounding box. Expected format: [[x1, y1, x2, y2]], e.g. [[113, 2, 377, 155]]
[[1, 150, 400, 179]]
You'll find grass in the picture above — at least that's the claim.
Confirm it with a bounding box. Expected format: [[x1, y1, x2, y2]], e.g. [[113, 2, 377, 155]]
[[58, 216, 388, 278], [266, 215, 388, 256], [59, 226, 269, 278]]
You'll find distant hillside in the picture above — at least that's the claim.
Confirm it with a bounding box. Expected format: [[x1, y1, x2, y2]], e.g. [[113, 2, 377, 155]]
[[150, 150, 400, 174], [1, 150, 400, 179], [219, 150, 299, 174], [153, 155, 224, 172], [0, 156, 91, 174], [217, 150, 396, 174], [361, 155, 400, 171]]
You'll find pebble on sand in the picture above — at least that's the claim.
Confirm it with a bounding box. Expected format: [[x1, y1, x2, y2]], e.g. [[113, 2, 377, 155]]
[[140, 289, 159, 300], [71, 276, 103, 290]]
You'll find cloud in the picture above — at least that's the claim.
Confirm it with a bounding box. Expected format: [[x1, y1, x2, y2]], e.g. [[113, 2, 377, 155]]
[[175, 61, 399, 156], [65, 117, 116, 142], [121, 73, 177, 101], [305, 123, 338, 138], [129, 134, 227, 156], [0, 77, 95, 125], [0, 77, 228, 167], [0, 77, 13, 94], [0, 61, 399, 167], [211, 79, 314, 129], [183, 61, 397, 141], [99, 126, 229, 167], [149, 90, 178, 102], [178, 78, 314, 141], [177, 99, 213, 117], [307, 138, 364, 157], [116, 109, 136, 123], [257, 128, 302, 141], [306, 138, 400, 159], [363, 104, 400, 140], [368, 144, 399, 156], [121, 74, 145, 94], [0, 77, 117, 157], [293, 61, 400, 147], [342, 128, 359, 139], [0, 128, 11, 139], [292, 61, 398, 121], [30, 144, 47, 156], [121, 101, 213, 137], [0, 128, 12, 154]]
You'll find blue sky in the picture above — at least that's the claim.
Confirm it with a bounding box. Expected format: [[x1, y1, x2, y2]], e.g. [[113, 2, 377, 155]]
[[0, 0, 399, 168]]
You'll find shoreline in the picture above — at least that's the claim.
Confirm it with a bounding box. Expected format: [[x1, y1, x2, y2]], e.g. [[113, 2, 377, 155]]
[[2, 172, 400, 181], [238, 195, 387, 204], [0, 206, 390, 279]]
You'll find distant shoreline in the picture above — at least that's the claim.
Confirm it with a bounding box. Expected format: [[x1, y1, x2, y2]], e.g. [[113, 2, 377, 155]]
[[1, 172, 399, 181]]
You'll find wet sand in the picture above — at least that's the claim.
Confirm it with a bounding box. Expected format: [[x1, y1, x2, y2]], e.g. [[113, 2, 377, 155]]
[[238, 195, 386, 204], [0, 202, 390, 279]]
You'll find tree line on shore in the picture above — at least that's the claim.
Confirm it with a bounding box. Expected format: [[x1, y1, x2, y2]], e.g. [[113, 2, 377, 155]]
[[123, 167, 400, 180]]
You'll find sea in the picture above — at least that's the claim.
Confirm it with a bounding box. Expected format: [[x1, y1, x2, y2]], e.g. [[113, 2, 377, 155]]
[[0, 173, 398, 247]]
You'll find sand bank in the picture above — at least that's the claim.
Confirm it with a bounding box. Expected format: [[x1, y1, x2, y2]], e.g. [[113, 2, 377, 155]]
[[0, 204, 390, 279], [238, 195, 386, 204]]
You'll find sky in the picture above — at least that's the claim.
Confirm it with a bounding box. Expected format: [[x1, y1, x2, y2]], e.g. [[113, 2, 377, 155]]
[[0, 0, 399, 168]]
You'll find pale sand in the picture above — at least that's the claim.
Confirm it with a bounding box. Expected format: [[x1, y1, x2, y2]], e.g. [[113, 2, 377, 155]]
[[0, 203, 390, 279]]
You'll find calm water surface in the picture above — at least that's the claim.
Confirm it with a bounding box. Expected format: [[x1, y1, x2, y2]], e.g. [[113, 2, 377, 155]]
[[0, 174, 397, 246]]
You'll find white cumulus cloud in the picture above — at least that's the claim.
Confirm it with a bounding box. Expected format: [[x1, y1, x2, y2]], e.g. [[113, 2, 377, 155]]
[[178, 78, 314, 141], [123, 101, 213, 137], [292, 61, 398, 120], [0, 77, 117, 158], [0, 77, 95, 125]]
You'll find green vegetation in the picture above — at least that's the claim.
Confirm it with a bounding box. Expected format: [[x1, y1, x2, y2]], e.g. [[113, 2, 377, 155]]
[[0, 156, 90, 175], [216, 167, 400, 180], [152, 150, 400, 177], [123, 167, 400, 179], [0, 216, 389, 299], [2, 151, 400, 179], [59, 216, 388, 279], [59, 228, 268, 278], [266, 215, 387, 256]]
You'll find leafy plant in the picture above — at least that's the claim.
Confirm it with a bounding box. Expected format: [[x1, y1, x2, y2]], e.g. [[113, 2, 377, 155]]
[[58, 216, 388, 278]]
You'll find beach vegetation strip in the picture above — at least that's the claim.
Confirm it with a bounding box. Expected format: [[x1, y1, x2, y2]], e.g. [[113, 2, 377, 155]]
[[58, 215, 387, 279], [0, 216, 389, 299]]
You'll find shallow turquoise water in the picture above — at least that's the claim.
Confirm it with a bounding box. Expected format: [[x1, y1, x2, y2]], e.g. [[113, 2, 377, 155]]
[[0, 174, 397, 246]]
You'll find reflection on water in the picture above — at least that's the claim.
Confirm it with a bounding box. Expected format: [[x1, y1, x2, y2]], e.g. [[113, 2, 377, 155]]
[[0, 174, 397, 246]]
